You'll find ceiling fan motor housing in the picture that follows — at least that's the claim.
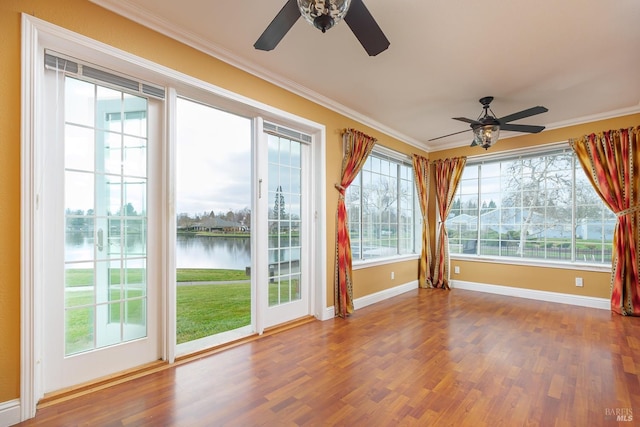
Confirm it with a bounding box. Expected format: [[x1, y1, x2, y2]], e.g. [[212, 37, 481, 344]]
[[479, 96, 494, 107], [314, 14, 334, 32]]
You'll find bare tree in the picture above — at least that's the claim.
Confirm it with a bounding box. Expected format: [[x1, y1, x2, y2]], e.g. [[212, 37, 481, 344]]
[[502, 154, 572, 254]]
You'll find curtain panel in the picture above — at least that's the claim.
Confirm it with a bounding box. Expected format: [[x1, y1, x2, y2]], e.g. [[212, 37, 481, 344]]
[[334, 129, 377, 317], [570, 127, 640, 316], [412, 154, 433, 288], [432, 157, 467, 289]]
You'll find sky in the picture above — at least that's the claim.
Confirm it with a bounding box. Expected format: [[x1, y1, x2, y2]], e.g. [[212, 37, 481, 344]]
[[176, 98, 252, 216]]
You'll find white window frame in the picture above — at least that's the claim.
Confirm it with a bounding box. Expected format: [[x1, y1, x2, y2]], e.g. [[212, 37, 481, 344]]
[[346, 145, 420, 268]]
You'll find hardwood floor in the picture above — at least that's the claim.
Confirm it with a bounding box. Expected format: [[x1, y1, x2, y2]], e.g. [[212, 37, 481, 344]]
[[17, 288, 640, 426]]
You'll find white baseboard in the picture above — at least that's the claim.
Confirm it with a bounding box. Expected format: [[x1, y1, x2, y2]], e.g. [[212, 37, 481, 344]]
[[0, 399, 21, 427], [354, 280, 419, 310], [451, 280, 610, 310], [321, 305, 335, 320], [322, 280, 419, 320]]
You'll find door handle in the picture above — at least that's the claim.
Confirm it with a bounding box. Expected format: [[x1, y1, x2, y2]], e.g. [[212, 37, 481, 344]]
[[97, 228, 104, 252]]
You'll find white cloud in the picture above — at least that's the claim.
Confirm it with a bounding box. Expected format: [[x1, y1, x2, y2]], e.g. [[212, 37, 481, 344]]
[[176, 98, 252, 215]]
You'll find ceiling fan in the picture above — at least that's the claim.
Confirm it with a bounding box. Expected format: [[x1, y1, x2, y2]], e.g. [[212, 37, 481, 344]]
[[254, 0, 390, 56], [429, 97, 549, 149]]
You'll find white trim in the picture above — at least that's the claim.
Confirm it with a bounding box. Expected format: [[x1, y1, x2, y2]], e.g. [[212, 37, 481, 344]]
[[20, 14, 40, 422], [449, 254, 611, 274], [450, 280, 610, 310], [0, 400, 21, 427], [164, 87, 177, 364], [544, 104, 640, 133], [254, 117, 267, 335], [352, 254, 419, 270], [371, 144, 412, 163], [354, 280, 419, 310], [312, 128, 328, 321], [321, 305, 336, 321], [321, 280, 419, 319]]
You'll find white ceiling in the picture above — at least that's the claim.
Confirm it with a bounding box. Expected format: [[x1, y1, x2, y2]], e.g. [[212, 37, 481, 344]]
[[92, 0, 640, 151]]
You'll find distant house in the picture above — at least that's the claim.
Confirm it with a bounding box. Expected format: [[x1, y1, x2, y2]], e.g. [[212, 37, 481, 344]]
[[188, 217, 243, 233], [447, 213, 477, 232], [576, 218, 616, 241]]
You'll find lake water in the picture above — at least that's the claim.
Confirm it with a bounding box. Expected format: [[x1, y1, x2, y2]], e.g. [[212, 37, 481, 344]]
[[65, 233, 252, 270], [176, 235, 251, 270], [65, 232, 301, 272]]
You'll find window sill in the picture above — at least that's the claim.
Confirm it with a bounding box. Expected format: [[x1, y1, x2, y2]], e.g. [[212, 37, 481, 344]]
[[449, 254, 611, 273], [352, 254, 419, 270]]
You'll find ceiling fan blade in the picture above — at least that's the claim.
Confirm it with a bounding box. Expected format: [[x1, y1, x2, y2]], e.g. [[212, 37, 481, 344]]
[[453, 117, 481, 125], [254, 0, 300, 51], [500, 123, 546, 133], [344, 0, 390, 56], [428, 128, 471, 142], [498, 106, 548, 124]]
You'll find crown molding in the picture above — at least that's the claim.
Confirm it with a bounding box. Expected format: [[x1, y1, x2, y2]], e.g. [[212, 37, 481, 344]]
[[544, 104, 640, 132]]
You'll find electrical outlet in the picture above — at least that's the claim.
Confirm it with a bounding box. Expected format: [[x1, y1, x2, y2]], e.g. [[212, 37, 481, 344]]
[[454, 266, 460, 274], [391, 271, 395, 280], [575, 277, 583, 287]]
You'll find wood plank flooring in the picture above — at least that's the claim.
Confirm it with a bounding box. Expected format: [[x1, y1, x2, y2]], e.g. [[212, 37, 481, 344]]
[[16, 288, 640, 426]]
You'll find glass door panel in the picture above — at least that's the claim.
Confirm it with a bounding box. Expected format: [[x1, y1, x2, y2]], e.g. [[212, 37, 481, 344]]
[[261, 129, 310, 329], [64, 76, 149, 355], [175, 97, 253, 354], [267, 135, 303, 306]]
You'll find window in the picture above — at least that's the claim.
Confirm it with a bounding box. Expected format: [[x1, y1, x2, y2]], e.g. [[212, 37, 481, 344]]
[[346, 147, 418, 261], [446, 145, 615, 264]]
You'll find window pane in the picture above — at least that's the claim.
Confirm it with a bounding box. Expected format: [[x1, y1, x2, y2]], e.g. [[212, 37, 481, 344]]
[[346, 151, 417, 261], [446, 149, 612, 265]]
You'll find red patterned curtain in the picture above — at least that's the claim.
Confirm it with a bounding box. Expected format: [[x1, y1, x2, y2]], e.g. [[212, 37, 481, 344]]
[[412, 154, 433, 288], [432, 157, 467, 289], [570, 127, 640, 316], [334, 129, 377, 317]]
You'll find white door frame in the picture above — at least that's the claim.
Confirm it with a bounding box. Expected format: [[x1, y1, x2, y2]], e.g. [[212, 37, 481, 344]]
[[21, 14, 327, 422]]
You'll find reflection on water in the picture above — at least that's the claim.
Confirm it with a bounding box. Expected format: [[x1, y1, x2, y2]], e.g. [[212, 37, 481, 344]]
[[66, 232, 253, 270], [176, 235, 251, 270], [65, 232, 300, 271]]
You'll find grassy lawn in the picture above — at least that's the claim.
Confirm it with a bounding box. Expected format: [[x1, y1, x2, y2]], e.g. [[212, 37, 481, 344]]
[[65, 268, 253, 346], [176, 268, 249, 282], [176, 282, 250, 343]]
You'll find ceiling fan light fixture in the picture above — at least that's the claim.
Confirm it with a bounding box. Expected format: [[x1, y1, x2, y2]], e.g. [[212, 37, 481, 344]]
[[297, 0, 351, 33], [472, 119, 500, 150]]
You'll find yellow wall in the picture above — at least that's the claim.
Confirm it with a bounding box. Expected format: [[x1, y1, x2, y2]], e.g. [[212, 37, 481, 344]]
[[430, 113, 640, 299], [0, 0, 426, 402]]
